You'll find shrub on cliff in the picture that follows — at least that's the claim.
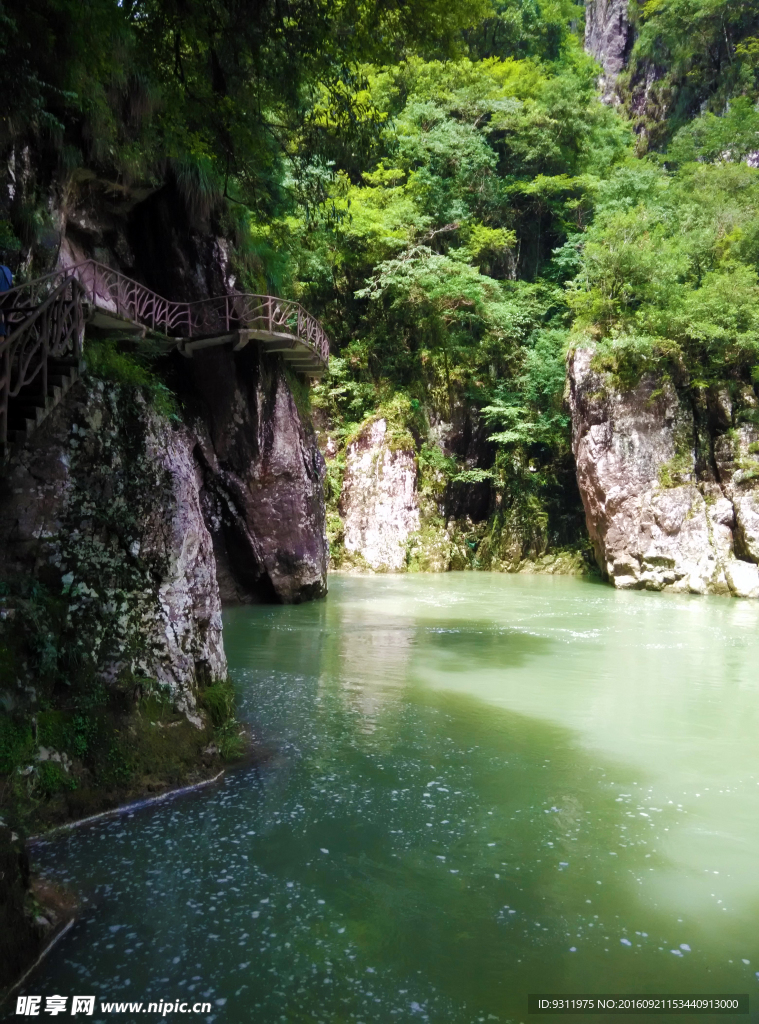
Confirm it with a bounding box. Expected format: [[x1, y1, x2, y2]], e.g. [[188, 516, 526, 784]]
[[569, 159, 759, 394]]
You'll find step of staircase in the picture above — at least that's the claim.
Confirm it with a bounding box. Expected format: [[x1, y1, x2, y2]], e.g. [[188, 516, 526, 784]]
[[2, 361, 83, 463]]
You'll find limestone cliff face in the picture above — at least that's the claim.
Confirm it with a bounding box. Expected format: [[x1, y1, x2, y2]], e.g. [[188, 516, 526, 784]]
[[339, 419, 420, 571], [0, 379, 227, 721], [185, 346, 328, 604], [584, 0, 634, 101], [568, 348, 759, 597]]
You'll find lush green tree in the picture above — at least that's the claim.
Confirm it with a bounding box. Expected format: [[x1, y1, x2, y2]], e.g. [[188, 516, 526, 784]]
[[569, 158, 759, 390], [280, 53, 629, 551], [0, 0, 490, 215], [621, 0, 759, 147]]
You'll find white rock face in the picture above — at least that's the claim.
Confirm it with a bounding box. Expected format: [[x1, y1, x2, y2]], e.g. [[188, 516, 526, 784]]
[[339, 419, 420, 571], [568, 348, 759, 598]]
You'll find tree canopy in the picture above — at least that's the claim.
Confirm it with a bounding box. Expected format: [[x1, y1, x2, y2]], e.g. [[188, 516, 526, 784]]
[[3, 0, 759, 559]]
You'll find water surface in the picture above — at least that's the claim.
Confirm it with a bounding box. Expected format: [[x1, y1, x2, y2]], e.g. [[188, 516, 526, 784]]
[[21, 574, 759, 1022]]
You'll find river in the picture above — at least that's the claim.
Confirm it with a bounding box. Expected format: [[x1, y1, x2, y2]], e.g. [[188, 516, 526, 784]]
[[18, 574, 759, 1022]]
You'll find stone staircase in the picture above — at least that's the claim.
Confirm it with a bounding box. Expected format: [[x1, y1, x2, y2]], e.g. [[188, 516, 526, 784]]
[[5, 357, 83, 451]]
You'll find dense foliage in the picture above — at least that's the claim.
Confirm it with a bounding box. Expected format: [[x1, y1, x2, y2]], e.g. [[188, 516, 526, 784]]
[[621, 0, 759, 148], [2, 0, 759, 564], [570, 160, 759, 396], [0, 0, 488, 219], [287, 52, 630, 556]]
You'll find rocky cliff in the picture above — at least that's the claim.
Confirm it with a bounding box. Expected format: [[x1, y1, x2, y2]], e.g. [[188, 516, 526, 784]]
[[14, 171, 329, 609], [338, 419, 420, 571], [186, 347, 327, 604], [0, 345, 326, 844], [0, 378, 227, 716], [325, 410, 589, 577], [584, 0, 634, 102], [568, 348, 759, 597], [0, 350, 327, 702]]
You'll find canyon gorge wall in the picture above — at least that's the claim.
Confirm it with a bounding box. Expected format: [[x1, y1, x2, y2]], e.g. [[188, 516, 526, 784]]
[[0, 348, 327, 722], [584, 0, 634, 102], [568, 348, 759, 597], [326, 412, 587, 577], [0, 174, 328, 734]]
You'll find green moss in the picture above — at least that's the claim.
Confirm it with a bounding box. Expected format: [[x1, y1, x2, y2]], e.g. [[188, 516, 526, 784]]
[[214, 720, 245, 761], [0, 717, 34, 775], [35, 762, 77, 798], [406, 516, 452, 573], [283, 366, 313, 425], [84, 338, 180, 421], [658, 452, 693, 488], [125, 716, 206, 784]]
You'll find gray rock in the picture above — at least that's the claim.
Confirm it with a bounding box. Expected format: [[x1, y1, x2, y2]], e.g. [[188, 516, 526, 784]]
[[568, 348, 759, 597], [188, 345, 328, 604], [584, 0, 635, 102], [714, 422, 759, 564], [339, 419, 420, 571], [0, 380, 227, 725]]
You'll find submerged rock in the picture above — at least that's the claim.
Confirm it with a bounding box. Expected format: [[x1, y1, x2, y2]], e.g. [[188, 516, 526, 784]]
[[339, 419, 419, 571], [567, 348, 759, 597]]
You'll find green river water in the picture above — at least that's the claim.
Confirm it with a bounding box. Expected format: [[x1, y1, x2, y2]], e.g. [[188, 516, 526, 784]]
[[17, 574, 759, 1022]]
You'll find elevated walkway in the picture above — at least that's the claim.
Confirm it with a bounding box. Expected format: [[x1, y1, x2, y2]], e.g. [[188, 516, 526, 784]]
[[0, 260, 329, 451]]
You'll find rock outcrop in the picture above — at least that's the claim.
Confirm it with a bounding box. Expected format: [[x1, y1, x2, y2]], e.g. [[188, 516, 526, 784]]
[[339, 419, 419, 571], [56, 178, 328, 605], [584, 0, 635, 102], [568, 348, 759, 597], [0, 346, 329, 725], [184, 345, 328, 604], [326, 406, 589, 576], [0, 379, 227, 721]]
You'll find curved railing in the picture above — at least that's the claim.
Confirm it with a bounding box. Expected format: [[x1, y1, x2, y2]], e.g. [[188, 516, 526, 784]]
[[0, 259, 330, 446], [0, 260, 330, 362], [0, 275, 87, 445]]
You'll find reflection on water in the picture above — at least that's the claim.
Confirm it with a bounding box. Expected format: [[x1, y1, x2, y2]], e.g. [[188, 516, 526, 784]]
[[17, 574, 759, 1023]]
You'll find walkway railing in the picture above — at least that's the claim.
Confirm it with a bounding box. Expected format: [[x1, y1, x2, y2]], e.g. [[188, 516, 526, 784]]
[[0, 260, 330, 446]]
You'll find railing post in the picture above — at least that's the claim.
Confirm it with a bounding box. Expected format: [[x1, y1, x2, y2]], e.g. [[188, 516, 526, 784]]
[[0, 346, 8, 448], [41, 310, 49, 403], [226, 295, 230, 335], [267, 296, 272, 335]]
